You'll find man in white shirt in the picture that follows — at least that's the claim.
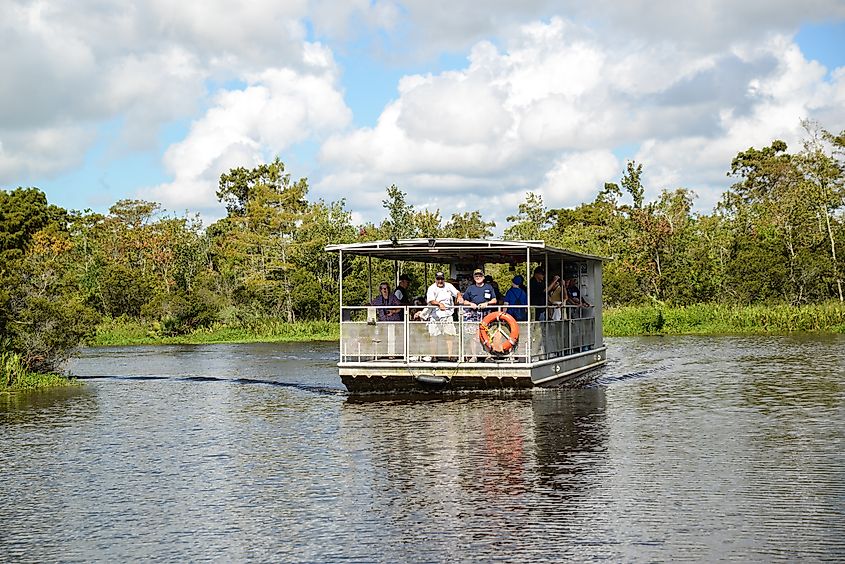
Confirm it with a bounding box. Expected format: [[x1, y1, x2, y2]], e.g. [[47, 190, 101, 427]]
[[425, 271, 458, 360]]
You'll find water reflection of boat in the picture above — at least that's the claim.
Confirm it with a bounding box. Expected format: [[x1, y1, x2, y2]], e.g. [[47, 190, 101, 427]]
[[337, 389, 609, 542], [326, 239, 608, 392]]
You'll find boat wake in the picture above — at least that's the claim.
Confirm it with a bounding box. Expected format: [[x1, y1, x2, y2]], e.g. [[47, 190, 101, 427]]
[[72, 374, 346, 395], [592, 365, 666, 387]]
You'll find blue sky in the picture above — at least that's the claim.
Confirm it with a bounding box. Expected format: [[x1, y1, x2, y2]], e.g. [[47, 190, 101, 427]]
[[796, 21, 845, 73], [3, 2, 845, 227]]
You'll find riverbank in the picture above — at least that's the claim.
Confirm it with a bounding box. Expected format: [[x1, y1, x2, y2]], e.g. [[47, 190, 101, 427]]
[[1, 351, 78, 392], [90, 303, 845, 347], [91, 318, 338, 347], [604, 302, 845, 336]]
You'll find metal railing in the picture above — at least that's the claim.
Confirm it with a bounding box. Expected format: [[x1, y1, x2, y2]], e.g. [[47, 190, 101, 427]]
[[339, 305, 596, 364]]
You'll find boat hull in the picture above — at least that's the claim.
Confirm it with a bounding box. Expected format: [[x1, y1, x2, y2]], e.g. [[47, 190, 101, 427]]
[[339, 347, 607, 393]]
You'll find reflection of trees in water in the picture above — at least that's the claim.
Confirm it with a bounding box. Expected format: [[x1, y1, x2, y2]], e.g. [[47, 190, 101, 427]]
[[1, 385, 97, 425], [531, 388, 608, 491]]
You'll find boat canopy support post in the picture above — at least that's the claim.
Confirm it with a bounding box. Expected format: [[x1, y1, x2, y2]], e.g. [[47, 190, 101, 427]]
[[339, 250, 344, 316], [526, 246, 532, 358]]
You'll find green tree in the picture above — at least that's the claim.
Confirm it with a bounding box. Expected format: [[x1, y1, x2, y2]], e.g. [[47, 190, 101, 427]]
[[504, 192, 548, 240], [0, 188, 98, 371], [381, 184, 416, 240], [290, 199, 356, 320], [413, 209, 443, 239], [801, 122, 845, 301], [726, 139, 830, 303], [443, 210, 495, 238], [211, 158, 310, 319], [621, 160, 645, 209]]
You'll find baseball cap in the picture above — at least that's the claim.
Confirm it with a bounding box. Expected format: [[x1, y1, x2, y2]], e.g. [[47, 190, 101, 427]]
[[473, 268, 484, 276], [435, 271, 445, 279], [512, 275, 524, 285]]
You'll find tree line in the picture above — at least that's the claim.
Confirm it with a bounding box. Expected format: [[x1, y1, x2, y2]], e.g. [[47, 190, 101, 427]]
[[1, 123, 843, 371]]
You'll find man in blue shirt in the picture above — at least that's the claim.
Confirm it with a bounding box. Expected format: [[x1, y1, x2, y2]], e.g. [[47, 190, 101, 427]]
[[502, 275, 528, 321], [458, 268, 497, 361]]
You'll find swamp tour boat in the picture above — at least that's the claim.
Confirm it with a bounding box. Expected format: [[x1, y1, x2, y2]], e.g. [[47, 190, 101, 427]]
[[325, 239, 607, 392]]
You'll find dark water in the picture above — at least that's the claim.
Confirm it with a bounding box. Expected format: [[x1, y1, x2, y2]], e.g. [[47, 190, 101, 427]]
[[2, 336, 844, 562]]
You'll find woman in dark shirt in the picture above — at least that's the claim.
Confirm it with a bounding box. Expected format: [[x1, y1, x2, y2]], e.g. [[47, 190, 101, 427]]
[[371, 282, 402, 321]]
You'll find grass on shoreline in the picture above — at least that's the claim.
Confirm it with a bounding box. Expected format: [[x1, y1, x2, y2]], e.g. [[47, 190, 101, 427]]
[[92, 317, 339, 347], [1, 351, 77, 392], [91, 303, 845, 347], [604, 302, 845, 337]]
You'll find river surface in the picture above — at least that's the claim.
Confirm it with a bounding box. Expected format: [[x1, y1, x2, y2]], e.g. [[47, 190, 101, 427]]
[[2, 335, 844, 562]]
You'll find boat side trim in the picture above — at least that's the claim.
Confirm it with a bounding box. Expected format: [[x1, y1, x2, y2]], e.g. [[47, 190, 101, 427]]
[[532, 357, 607, 385]]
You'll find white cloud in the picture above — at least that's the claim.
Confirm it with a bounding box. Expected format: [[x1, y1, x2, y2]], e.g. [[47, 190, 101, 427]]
[[316, 15, 845, 226], [633, 34, 845, 209], [4, 0, 845, 231], [306, 0, 845, 58], [0, 125, 95, 182], [0, 0, 313, 186], [398, 74, 513, 144], [143, 62, 352, 214], [539, 151, 620, 207]]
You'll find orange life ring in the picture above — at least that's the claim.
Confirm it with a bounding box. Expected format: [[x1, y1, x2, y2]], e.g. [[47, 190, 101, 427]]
[[478, 312, 520, 354]]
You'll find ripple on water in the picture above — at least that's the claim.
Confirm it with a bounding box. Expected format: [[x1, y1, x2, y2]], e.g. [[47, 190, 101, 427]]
[[1, 335, 843, 562]]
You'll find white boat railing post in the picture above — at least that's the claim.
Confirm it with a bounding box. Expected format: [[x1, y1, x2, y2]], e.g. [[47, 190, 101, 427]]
[[458, 306, 464, 362], [404, 306, 409, 363], [526, 246, 532, 364]]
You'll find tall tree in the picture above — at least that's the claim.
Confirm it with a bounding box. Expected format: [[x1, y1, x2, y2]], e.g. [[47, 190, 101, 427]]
[[802, 122, 845, 301], [621, 161, 645, 209], [504, 192, 548, 241], [727, 140, 826, 303], [381, 184, 416, 240], [212, 158, 311, 320], [0, 188, 97, 370], [443, 211, 495, 239], [413, 209, 443, 239]]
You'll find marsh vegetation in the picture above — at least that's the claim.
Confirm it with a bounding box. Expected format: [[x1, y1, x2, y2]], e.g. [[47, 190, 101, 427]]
[[1, 124, 844, 383]]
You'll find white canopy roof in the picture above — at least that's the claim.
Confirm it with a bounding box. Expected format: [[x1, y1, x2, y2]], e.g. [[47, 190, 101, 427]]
[[325, 238, 606, 265]]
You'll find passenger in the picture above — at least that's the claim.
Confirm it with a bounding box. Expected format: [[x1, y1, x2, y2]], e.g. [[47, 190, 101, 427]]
[[502, 275, 528, 321], [484, 274, 503, 303], [565, 278, 591, 308], [548, 274, 564, 321], [371, 282, 402, 321], [411, 296, 429, 320], [529, 267, 551, 320], [459, 268, 498, 362], [394, 274, 412, 310], [448, 277, 461, 320], [426, 271, 459, 360], [371, 282, 402, 358]]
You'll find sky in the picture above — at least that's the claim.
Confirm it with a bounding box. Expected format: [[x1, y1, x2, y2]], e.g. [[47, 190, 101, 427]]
[[3, 0, 845, 229]]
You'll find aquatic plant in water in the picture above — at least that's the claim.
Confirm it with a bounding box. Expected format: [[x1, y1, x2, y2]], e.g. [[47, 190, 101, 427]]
[[0, 350, 75, 391]]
